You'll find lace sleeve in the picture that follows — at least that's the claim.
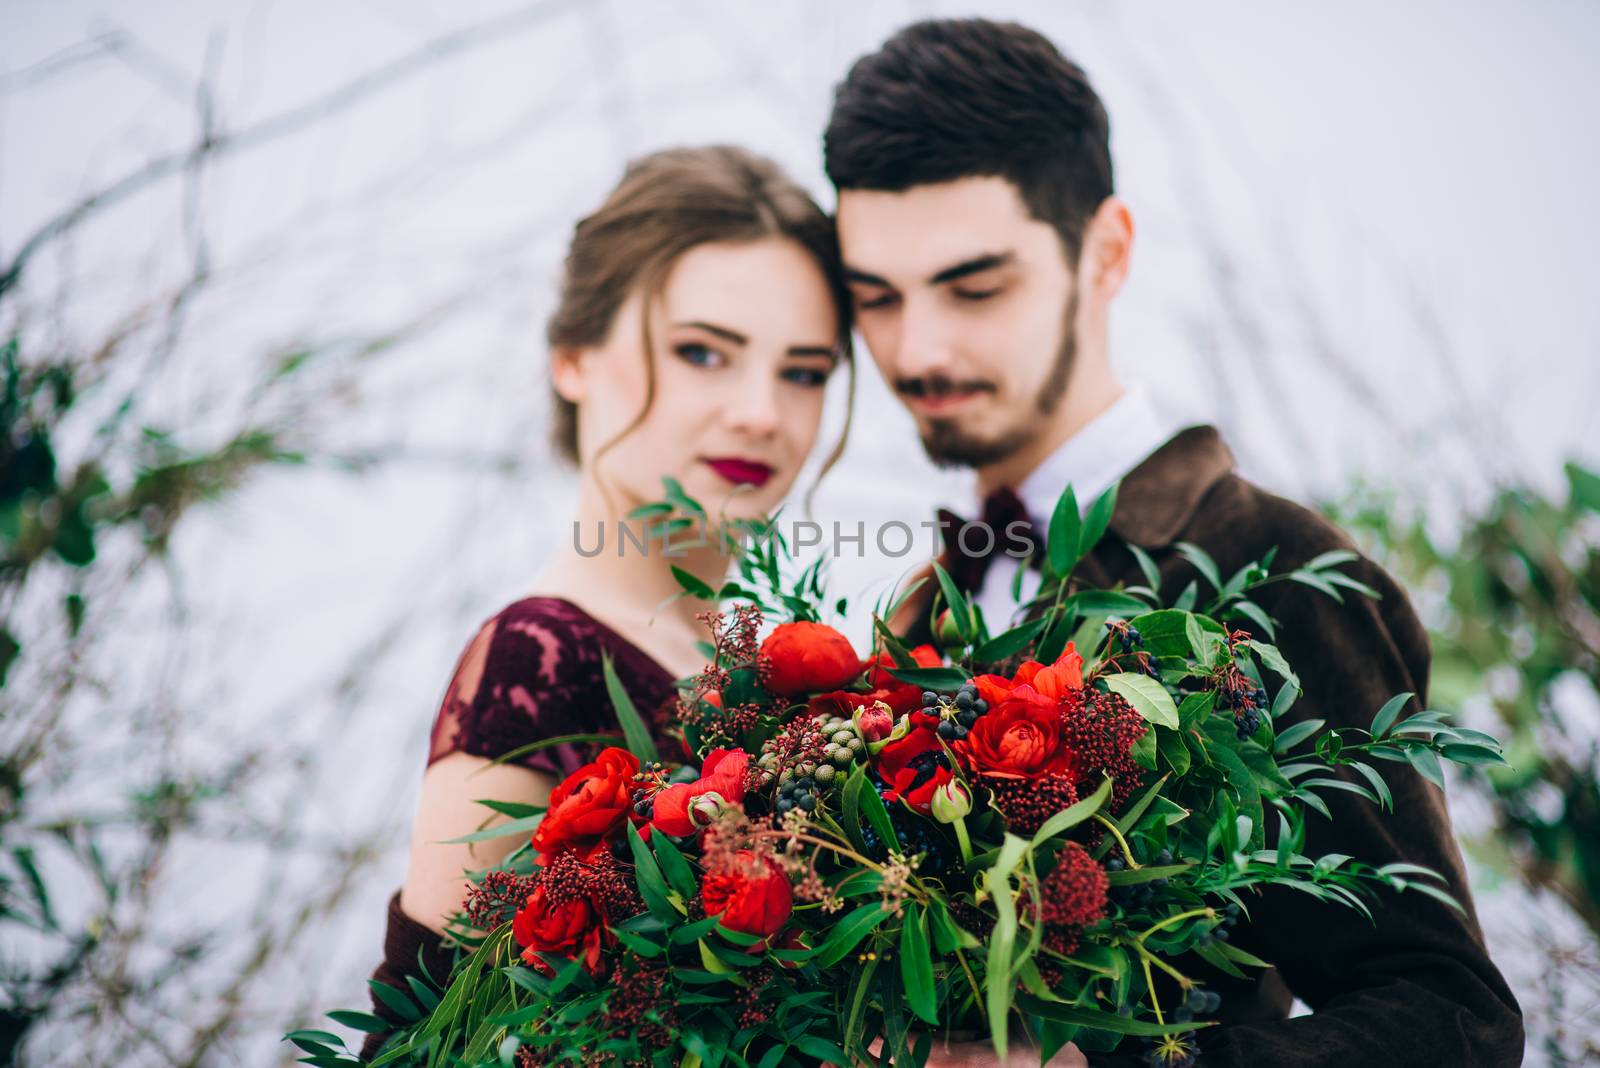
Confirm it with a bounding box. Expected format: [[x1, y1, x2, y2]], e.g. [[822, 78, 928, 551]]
[[425, 598, 678, 780]]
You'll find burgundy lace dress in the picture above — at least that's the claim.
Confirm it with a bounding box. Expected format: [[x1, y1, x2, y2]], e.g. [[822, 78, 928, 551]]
[[360, 596, 681, 1060]]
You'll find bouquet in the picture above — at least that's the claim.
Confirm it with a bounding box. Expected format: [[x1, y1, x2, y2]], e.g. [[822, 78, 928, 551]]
[[290, 481, 1507, 1067]]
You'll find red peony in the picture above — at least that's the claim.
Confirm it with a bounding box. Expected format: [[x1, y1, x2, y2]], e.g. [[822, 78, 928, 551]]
[[651, 748, 749, 836], [971, 642, 1084, 708], [876, 710, 956, 814], [955, 689, 1080, 780], [530, 746, 644, 864], [758, 621, 862, 697], [512, 883, 609, 976], [700, 851, 793, 941]]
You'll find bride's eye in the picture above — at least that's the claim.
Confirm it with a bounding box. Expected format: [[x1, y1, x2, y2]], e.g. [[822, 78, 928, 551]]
[[673, 342, 725, 368], [781, 366, 830, 388]]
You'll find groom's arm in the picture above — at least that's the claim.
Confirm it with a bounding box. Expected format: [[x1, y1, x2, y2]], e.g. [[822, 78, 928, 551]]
[[1090, 544, 1523, 1067]]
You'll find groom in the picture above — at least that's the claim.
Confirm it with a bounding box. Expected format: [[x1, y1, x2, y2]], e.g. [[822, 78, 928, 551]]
[[825, 18, 1523, 1068]]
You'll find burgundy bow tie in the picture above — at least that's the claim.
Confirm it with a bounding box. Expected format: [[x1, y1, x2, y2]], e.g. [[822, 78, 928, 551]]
[[936, 485, 1046, 597]]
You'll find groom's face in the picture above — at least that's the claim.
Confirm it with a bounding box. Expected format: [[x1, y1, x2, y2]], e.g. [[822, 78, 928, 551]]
[[836, 175, 1080, 469]]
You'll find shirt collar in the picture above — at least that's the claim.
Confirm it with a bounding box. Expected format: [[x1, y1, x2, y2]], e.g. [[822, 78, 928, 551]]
[[976, 384, 1177, 524]]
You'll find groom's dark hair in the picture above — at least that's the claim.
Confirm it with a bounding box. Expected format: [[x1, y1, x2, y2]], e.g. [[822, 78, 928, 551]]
[[824, 18, 1113, 264]]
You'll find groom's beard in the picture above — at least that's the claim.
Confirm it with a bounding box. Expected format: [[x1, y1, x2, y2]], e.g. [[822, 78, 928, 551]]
[[916, 285, 1079, 471]]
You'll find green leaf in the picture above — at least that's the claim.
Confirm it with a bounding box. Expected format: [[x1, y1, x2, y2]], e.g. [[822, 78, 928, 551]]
[[814, 902, 890, 968], [1246, 641, 1300, 690], [1157, 727, 1191, 775], [983, 835, 1030, 1060], [441, 812, 544, 844], [1566, 461, 1600, 513], [972, 617, 1048, 664], [900, 904, 937, 1024], [672, 566, 715, 599], [1047, 484, 1082, 578], [1230, 599, 1277, 641], [365, 980, 420, 1023], [473, 798, 545, 820], [839, 766, 872, 855], [1305, 549, 1359, 571], [872, 615, 917, 669], [651, 830, 699, 899], [1370, 692, 1413, 739], [1438, 743, 1508, 767], [0, 628, 19, 688], [1175, 541, 1222, 593], [931, 560, 975, 643], [1184, 612, 1217, 667], [1032, 775, 1114, 845], [1290, 569, 1345, 603], [326, 1010, 392, 1034], [1104, 862, 1189, 886], [1350, 761, 1393, 810], [885, 665, 969, 691], [1127, 543, 1163, 596], [1015, 995, 1205, 1036], [1101, 673, 1179, 729], [857, 770, 900, 846], [1079, 481, 1120, 557], [602, 650, 659, 763], [792, 1037, 851, 1066], [626, 822, 681, 921], [1130, 727, 1157, 770]]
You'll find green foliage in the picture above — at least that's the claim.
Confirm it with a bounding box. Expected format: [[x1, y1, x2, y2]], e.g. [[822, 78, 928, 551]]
[[1328, 465, 1600, 936]]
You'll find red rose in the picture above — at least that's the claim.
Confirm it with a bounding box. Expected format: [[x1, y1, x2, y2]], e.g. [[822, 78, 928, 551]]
[[955, 690, 1080, 780], [862, 643, 943, 713], [512, 883, 609, 976], [701, 851, 792, 941], [758, 622, 862, 697], [530, 746, 644, 864], [875, 710, 956, 814], [651, 748, 749, 836]]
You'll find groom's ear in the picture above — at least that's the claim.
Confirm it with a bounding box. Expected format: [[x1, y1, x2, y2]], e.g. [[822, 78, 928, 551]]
[[1079, 195, 1136, 301], [550, 344, 590, 403]]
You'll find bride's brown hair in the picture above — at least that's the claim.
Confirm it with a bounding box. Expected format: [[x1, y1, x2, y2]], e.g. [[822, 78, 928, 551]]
[[547, 145, 855, 504]]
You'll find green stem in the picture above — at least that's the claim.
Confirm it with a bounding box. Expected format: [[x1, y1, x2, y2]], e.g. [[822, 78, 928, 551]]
[[1093, 813, 1139, 868], [953, 817, 973, 866], [1134, 941, 1194, 988], [1136, 907, 1215, 943]]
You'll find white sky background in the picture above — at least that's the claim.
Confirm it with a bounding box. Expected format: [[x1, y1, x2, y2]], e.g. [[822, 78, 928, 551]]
[[4, 1, 1599, 1064]]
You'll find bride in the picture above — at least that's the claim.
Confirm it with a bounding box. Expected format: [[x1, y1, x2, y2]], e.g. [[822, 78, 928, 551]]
[[359, 144, 855, 1058]]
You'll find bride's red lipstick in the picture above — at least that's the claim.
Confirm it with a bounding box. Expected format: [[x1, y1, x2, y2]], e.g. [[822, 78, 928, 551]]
[[705, 457, 775, 488]]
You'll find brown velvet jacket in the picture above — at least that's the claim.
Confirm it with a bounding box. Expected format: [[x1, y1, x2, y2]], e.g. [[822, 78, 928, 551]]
[[898, 425, 1523, 1067]]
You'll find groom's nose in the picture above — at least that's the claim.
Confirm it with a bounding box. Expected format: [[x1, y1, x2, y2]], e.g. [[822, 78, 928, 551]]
[[892, 301, 959, 379]]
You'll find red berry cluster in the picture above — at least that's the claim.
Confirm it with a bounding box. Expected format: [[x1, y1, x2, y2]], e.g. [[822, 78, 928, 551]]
[[601, 952, 677, 1052], [462, 869, 541, 931], [1061, 689, 1147, 812], [539, 849, 641, 922], [735, 966, 776, 1028], [1037, 841, 1110, 956], [987, 774, 1080, 836]]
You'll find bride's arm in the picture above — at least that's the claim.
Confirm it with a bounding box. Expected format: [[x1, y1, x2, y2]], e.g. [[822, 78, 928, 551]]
[[398, 751, 556, 935]]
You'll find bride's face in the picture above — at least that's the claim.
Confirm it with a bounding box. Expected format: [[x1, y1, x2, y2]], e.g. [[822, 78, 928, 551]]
[[556, 237, 842, 522]]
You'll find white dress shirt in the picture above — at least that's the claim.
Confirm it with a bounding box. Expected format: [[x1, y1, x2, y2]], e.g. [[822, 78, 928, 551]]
[[973, 384, 1181, 630]]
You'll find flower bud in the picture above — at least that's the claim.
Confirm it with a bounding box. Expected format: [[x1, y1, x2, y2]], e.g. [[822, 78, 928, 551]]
[[935, 608, 968, 650], [689, 790, 731, 828], [852, 700, 895, 742], [930, 779, 973, 824]]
